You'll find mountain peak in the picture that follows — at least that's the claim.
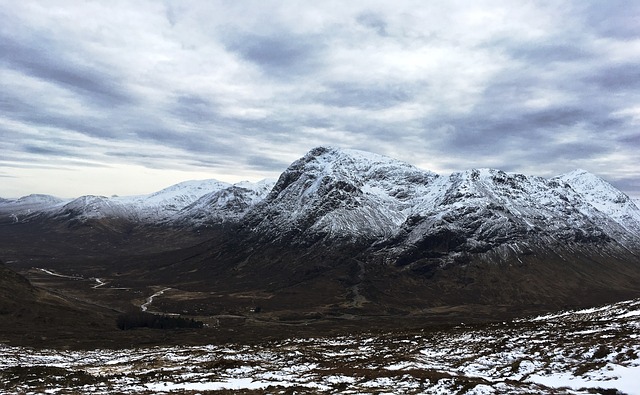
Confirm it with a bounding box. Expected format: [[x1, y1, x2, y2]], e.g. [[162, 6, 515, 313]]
[[246, 147, 441, 242], [556, 169, 621, 196], [555, 169, 637, 232], [146, 179, 231, 200], [300, 146, 429, 170], [457, 168, 508, 179], [558, 168, 597, 180]]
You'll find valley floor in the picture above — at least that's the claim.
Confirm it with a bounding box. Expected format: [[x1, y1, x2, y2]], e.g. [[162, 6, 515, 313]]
[[1, 299, 639, 394]]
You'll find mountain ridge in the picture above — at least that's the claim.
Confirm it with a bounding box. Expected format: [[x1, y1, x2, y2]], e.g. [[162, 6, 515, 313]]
[[1, 147, 639, 254]]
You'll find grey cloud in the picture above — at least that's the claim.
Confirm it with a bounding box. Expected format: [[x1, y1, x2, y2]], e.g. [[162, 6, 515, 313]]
[[521, 107, 591, 129], [431, 55, 634, 158], [164, 2, 182, 27], [586, 63, 640, 91], [0, 34, 134, 107], [424, 96, 628, 170], [581, 1, 640, 39], [134, 125, 244, 159], [356, 12, 388, 36], [170, 94, 220, 124], [298, 116, 334, 130], [341, 119, 416, 143], [181, 153, 251, 171], [22, 144, 77, 157], [610, 177, 640, 199], [544, 140, 610, 159], [435, 124, 508, 153], [617, 132, 640, 145], [436, 107, 587, 151], [0, 154, 109, 169], [508, 42, 592, 63], [0, 91, 117, 140], [105, 150, 168, 160], [246, 155, 291, 171], [1, 1, 639, 198], [224, 31, 326, 78], [317, 82, 414, 110]]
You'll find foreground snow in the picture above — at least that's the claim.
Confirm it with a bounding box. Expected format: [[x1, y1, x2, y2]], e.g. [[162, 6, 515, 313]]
[[1, 299, 639, 394]]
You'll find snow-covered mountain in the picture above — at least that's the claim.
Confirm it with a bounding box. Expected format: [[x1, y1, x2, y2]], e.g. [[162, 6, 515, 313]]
[[114, 179, 232, 222], [0, 194, 69, 223], [34, 179, 234, 224], [0, 179, 272, 225], [2, 147, 639, 262], [243, 148, 640, 259]]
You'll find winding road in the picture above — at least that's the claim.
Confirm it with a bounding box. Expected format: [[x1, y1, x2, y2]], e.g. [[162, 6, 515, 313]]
[[141, 288, 172, 312]]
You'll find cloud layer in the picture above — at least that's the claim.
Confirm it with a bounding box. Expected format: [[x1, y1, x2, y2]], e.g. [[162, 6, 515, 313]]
[[1, 1, 639, 197]]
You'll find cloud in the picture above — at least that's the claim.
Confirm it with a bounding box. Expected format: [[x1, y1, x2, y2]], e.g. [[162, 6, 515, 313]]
[[315, 82, 415, 110], [0, 1, 638, 198], [579, 1, 640, 39], [586, 63, 640, 91], [169, 94, 220, 124], [356, 12, 388, 36], [0, 34, 134, 107], [21, 144, 77, 157], [224, 31, 327, 79], [507, 41, 593, 64], [245, 155, 292, 171]]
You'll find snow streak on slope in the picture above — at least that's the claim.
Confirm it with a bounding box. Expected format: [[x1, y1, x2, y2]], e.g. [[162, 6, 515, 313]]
[[2, 298, 639, 394]]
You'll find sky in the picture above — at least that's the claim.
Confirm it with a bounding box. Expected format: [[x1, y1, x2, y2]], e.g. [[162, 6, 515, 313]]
[[1, 1, 639, 199]]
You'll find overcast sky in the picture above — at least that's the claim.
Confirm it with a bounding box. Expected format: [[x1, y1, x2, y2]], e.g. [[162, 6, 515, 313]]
[[1, 1, 639, 199]]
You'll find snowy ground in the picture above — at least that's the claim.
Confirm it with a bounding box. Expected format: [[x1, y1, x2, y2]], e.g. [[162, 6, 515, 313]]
[[1, 299, 639, 394]]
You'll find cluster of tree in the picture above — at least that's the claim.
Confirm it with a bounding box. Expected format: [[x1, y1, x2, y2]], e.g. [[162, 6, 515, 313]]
[[116, 311, 203, 330]]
